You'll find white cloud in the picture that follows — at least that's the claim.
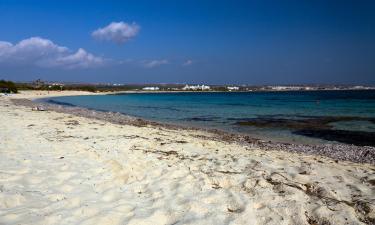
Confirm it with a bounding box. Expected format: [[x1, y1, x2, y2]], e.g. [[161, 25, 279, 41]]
[[142, 59, 169, 68], [0, 37, 105, 69], [92, 21, 140, 44], [182, 59, 193, 66], [0, 41, 13, 53], [45, 48, 105, 69]]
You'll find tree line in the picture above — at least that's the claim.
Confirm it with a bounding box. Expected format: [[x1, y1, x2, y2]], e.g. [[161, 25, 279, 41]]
[[0, 80, 18, 93]]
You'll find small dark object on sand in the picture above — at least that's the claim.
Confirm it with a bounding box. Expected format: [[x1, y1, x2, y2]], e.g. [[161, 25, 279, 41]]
[[65, 120, 80, 126], [32, 106, 46, 111]]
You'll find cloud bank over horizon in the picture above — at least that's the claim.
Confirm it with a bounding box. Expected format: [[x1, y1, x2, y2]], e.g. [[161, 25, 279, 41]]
[[142, 59, 169, 68], [182, 60, 193, 66], [92, 21, 140, 44], [0, 37, 105, 69]]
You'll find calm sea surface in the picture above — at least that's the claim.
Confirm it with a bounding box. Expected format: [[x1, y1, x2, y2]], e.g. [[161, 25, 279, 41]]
[[46, 90, 375, 145]]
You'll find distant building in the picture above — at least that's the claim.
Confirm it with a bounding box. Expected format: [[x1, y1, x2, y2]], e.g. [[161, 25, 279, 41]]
[[182, 85, 210, 91], [268, 86, 303, 91], [142, 87, 160, 91], [227, 86, 239, 91], [32, 79, 45, 88]]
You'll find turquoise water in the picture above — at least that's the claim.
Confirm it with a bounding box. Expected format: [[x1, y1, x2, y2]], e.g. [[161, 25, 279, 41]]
[[46, 90, 375, 145]]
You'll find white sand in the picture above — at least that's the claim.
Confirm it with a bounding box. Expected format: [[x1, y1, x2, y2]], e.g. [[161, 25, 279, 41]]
[[0, 91, 374, 225], [8, 90, 102, 99]]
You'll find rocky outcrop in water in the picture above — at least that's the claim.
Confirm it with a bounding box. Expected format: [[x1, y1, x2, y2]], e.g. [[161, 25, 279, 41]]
[[235, 116, 375, 147]]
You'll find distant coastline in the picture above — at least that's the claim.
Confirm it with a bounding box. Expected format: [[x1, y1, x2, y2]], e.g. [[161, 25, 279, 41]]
[[107, 88, 375, 94], [6, 79, 375, 94]]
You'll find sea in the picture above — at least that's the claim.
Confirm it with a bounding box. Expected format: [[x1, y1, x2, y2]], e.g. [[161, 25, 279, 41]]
[[44, 90, 375, 146]]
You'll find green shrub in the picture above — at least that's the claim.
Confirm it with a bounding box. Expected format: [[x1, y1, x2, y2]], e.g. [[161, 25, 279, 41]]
[[0, 80, 18, 93]]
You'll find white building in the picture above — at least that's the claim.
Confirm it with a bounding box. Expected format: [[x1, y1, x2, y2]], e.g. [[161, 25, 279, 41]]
[[182, 85, 210, 91], [269, 86, 302, 91], [227, 86, 239, 91], [142, 87, 160, 91]]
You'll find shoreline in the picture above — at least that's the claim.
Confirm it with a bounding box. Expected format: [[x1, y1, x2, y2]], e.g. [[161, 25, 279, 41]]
[[11, 91, 375, 165], [1, 90, 375, 224]]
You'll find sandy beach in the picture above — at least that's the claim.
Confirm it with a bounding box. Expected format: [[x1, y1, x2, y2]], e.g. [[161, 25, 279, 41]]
[[1, 91, 374, 225]]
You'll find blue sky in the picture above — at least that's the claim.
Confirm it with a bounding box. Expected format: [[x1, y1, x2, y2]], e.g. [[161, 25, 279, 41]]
[[0, 0, 374, 84]]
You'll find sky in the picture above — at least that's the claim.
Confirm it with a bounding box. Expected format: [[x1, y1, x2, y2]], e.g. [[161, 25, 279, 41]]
[[0, 0, 374, 85]]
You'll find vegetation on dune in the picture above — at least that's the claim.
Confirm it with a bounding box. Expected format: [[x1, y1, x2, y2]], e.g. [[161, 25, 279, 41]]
[[0, 80, 18, 93], [15, 82, 98, 93], [13, 81, 186, 93]]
